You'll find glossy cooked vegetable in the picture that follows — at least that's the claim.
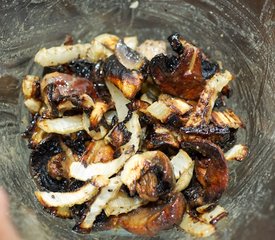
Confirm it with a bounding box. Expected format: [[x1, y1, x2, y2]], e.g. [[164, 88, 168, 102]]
[[22, 32, 248, 237]]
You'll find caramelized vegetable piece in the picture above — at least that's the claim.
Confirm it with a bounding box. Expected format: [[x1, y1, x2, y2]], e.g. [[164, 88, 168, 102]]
[[81, 140, 114, 164], [121, 151, 175, 201], [104, 55, 144, 99], [119, 192, 186, 237], [186, 71, 233, 127], [211, 109, 244, 129], [181, 139, 228, 207], [150, 33, 205, 100]]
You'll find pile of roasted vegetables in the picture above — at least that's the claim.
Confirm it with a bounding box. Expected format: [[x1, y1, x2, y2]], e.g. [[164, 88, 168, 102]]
[[22, 33, 248, 237]]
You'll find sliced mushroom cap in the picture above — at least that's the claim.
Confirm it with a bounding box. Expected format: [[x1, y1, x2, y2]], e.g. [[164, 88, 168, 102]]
[[118, 192, 186, 237], [181, 139, 228, 207], [150, 33, 205, 100], [121, 151, 176, 201]]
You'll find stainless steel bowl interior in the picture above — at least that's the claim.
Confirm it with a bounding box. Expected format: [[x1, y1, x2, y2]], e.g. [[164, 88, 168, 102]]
[[0, 0, 274, 239]]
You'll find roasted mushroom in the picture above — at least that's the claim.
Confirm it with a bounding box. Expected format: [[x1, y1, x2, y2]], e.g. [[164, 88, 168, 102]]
[[118, 192, 186, 237], [150, 33, 206, 100], [181, 139, 228, 207], [121, 151, 176, 201]]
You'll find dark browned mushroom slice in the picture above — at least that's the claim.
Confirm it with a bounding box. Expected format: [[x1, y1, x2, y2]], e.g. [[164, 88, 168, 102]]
[[181, 139, 228, 207], [30, 136, 84, 192], [118, 192, 186, 237], [150, 33, 205, 100], [121, 151, 176, 201]]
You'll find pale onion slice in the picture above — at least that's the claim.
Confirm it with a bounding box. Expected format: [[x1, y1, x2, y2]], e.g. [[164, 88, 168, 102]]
[[57, 100, 75, 114], [35, 177, 109, 208], [140, 93, 154, 104], [198, 205, 228, 224], [146, 101, 171, 123], [105, 81, 130, 122], [86, 40, 113, 62], [212, 109, 244, 129], [124, 36, 138, 50], [225, 144, 248, 161], [34, 43, 91, 67], [115, 40, 145, 70], [179, 213, 215, 238], [60, 141, 76, 178], [82, 112, 107, 140], [171, 150, 195, 192], [70, 112, 141, 181], [37, 115, 84, 134], [22, 75, 39, 99], [186, 71, 233, 127], [79, 94, 95, 109], [79, 176, 122, 229], [94, 33, 119, 51], [137, 39, 167, 60], [24, 98, 42, 113], [158, 94, 192, 115], [104, 191, 146, 216]]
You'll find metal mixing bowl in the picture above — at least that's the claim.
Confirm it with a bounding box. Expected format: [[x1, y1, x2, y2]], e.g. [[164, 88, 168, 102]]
[[0, 0, 274, 239]]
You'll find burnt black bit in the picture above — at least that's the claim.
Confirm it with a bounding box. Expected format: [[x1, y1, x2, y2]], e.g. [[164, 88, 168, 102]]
[[46, 83, 59, 117], [108, 122, 132, 148], [139, 112, 154, 128], [180, 125, 237, 151], [42, 65, 70, 77], [167, 32, 185, 55], [68, 59, 95, 79], [110, 114, 118, 128], [150, 165, 172, 195], [182, 179, 205, 208], [123, 110, 133, 123], [180, 125, 231, 135], [91, 211, 110, 231], [166, 114, 184, 128], [62, 130, 91, 156], [201, 59, 219, 79], [221, 85, 233, 98], [150, 53, 180, 75], [22, 113, 40, 139], [92, 61, 112, 103], [71, 202, 90, 223], [103, 55, 132, 79]]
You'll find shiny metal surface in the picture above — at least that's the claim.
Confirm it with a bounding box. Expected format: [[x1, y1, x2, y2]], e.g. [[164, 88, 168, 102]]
[[0, 0, 274, 239]]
